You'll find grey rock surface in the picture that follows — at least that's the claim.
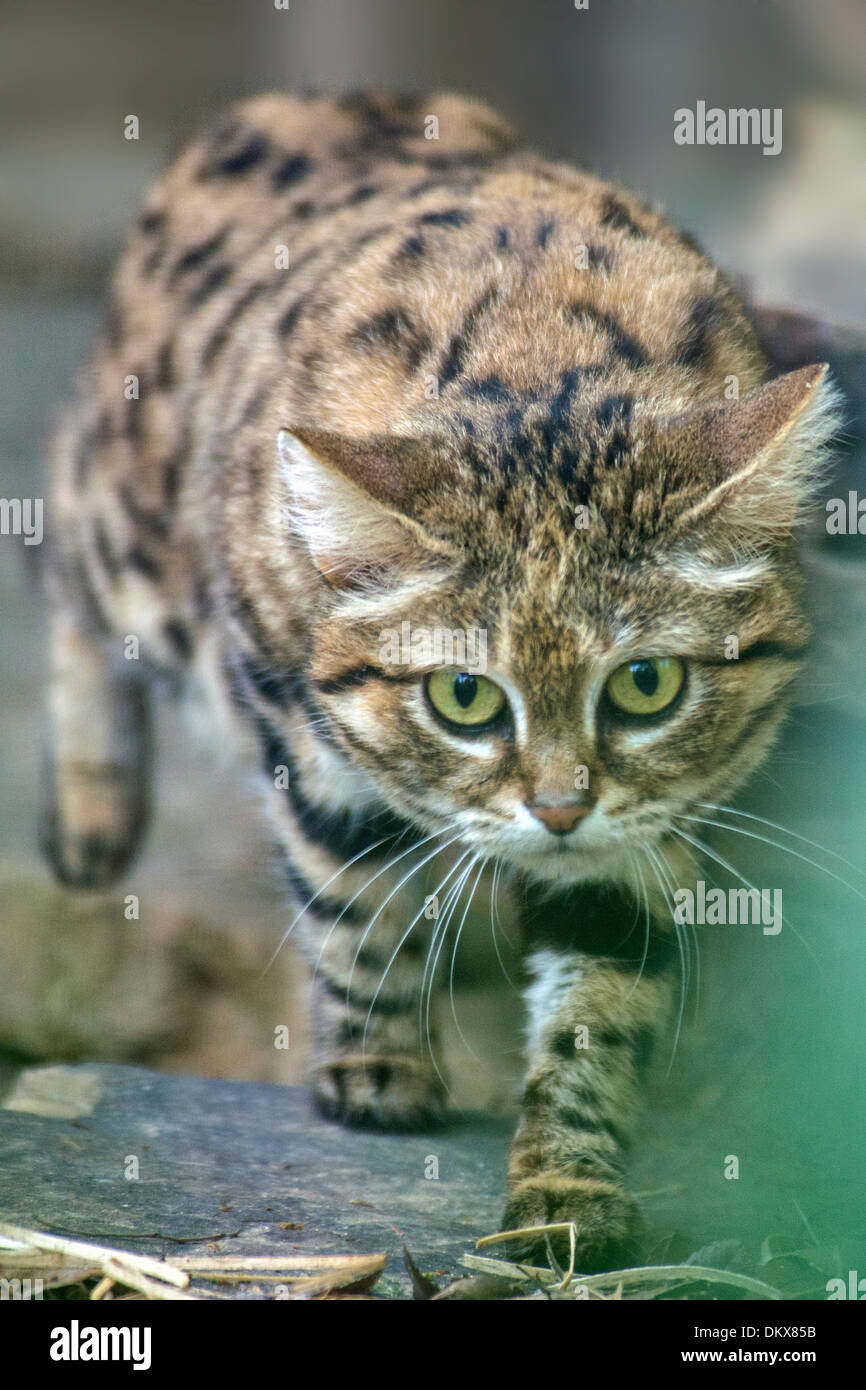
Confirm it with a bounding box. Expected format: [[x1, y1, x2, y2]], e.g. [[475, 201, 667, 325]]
[[0, 1063, 510, 1294]]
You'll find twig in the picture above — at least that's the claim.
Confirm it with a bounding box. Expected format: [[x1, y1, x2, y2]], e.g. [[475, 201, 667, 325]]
[[0, 1223, 189, 1289], [101, 1259, 199, 1301], [168, 1253, 384, 1274], [463, 1251, 782, 1300]]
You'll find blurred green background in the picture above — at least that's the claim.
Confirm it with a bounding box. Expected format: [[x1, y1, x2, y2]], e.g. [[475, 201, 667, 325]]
[[0, 0, 864, 1283]]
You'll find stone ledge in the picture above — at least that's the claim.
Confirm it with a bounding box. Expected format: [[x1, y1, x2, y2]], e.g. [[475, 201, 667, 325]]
[[0, 1062, 510, 1296]]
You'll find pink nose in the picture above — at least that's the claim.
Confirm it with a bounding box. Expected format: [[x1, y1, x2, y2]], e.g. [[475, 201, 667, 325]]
[[526, 800, 594, 835]]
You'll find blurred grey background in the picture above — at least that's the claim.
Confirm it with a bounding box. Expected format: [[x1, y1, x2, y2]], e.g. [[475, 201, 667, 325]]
[[3, 0, 865, 322], [1, 0, 865, 1274]]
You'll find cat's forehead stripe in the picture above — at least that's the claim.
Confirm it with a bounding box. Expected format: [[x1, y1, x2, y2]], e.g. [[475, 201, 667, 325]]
[[661, 553, 773, 590]]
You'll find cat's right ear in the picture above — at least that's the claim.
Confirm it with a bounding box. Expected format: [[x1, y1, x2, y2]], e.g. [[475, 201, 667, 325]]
[[667, 364, 841, 540], [277, 428, 457, 586]]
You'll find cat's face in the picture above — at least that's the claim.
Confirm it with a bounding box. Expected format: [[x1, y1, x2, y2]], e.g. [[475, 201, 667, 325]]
[[279, 363, 834, 887], [306, 529, 806, 888]]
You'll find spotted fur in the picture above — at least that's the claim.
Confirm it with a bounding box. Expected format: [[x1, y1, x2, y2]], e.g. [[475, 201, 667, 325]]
[[43, 91, 839, 1269]]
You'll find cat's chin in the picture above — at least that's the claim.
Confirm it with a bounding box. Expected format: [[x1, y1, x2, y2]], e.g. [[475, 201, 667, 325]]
[[506, 841, 633, 889]]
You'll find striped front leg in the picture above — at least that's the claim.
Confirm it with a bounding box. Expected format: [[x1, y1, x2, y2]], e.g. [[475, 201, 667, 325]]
[[285, 812, 458, 1129], [226, 651, 450, 1130], [505, 883, 676, 1270], [291, 830, 450, 1131], [305, 912, 446, 1131]]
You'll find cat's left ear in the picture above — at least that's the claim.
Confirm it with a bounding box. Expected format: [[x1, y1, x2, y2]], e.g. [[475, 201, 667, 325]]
[[668, 363, 841, 539], [277, 427, 457, 585]]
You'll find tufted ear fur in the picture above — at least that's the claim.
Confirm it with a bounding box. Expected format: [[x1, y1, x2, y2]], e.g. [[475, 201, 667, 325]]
[[277, 428, 457, 585], [665, 364, 841, 540]]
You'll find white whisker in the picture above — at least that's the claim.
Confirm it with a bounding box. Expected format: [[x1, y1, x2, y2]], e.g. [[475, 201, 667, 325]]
[[659, 838, 701, 1010], [306, 824, 456, 987], [422, 851, 477, 1086], [693, 803, 866, 895], [448, 856, 486, 1060], [643, 843, 688, 1069], [627, 844, 653, 999], [348, 829, 465, 1002], [489, 858, 520, 993], [669, 822, 827, 983], [263, 833, 391, 975], [358, 843, 470, 1067]]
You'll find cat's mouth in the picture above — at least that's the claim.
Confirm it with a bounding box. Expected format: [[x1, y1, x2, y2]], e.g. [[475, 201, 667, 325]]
[[511, 841, 633, 885], [443, 801, 669, 885], [462, 817, 636, 886]]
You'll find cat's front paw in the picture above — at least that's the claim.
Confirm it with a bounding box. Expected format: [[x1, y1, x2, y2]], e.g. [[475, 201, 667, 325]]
[[312, 1054, 446, 1132], [502, 1173, 639, 1272]]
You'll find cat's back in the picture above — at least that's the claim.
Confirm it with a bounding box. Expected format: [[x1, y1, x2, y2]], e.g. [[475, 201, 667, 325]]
[[50, 89, 764, 662], [102, 89, 522, 407], [81, 86, 758, 433], [51, 91, 521, 540]]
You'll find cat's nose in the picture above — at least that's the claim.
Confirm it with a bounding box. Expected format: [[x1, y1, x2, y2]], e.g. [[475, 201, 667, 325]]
[[526, 799, 594, 835]]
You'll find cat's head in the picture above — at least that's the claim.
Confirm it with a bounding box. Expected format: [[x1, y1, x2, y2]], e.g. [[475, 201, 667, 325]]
[[278, 364, 839, 887]]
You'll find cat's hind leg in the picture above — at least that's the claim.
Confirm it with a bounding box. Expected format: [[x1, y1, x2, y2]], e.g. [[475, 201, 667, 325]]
[[40, 600, 152, 888]]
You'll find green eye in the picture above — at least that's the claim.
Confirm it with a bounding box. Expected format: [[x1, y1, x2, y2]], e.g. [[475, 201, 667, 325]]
[[605, 657, 685, 717], [425, 669, 507, 728]]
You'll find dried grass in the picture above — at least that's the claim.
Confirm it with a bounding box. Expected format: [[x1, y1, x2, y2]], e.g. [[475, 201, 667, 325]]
[[0, 1222, 385, 1300]]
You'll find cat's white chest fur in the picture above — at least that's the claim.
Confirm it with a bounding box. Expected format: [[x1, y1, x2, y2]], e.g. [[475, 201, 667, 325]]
[[524, 949, 584, 1065]]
